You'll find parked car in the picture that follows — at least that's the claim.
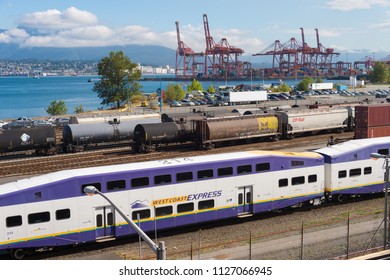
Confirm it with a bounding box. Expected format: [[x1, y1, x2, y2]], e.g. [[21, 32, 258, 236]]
[[32, 120, 52, 127], [181, 99, 195, 106], [55, 118, 70, 126], [168, 100, 181, 107]]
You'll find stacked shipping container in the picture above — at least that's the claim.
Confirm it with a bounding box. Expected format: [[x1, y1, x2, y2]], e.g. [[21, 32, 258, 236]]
[[354, 104, 390, 139]]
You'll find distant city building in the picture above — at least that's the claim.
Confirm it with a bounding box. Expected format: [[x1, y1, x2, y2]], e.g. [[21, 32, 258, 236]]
[[0, 60, 175, 76]]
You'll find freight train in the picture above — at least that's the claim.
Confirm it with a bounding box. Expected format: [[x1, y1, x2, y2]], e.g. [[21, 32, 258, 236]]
[[0, 116, 161, 156], [0, 136, 389, 259], [133, 107, 355, 152], [0, 105, 359, 157]]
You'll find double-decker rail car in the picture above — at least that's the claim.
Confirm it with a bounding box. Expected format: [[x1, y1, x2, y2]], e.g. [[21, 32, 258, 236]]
[[0, 149, 324, 259], [315, 136, 390, 202]]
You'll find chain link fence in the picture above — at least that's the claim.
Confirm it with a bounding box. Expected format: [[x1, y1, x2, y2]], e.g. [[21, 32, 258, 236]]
[[124, 211, 387, 260]]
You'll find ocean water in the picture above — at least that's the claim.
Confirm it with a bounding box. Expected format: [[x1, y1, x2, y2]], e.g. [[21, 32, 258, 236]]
[[0, 75, 296, 120]]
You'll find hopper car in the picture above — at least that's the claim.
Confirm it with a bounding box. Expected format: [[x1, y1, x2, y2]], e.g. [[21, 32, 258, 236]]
[[133, 107, 354, 152], [1, 136, 389, 259]]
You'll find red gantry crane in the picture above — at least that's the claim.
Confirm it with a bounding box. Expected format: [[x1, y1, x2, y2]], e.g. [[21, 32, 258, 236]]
[[202, 14, 246, 78], [175, 21, 204, 79]]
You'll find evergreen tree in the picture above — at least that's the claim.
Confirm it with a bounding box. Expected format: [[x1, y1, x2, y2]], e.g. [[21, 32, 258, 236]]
[[45, 100, 68, 115], [187, 79, 203, 93]]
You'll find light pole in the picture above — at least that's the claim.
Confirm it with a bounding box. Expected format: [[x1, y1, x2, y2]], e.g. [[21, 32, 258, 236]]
[[370, 153, 390, 249], [84, 186, 166, 260]]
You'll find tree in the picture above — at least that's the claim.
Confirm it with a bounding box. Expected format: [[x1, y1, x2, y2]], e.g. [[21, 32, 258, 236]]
[[45, 100, 67, 115], [187, 79, 203, 93], [297, 77, 314, 91], [92, 51, 142, 109], [370, 61, 390, 83], [163, 83, 186, 102], [74, 105, 84, 114], [207, 85, 216, 94]]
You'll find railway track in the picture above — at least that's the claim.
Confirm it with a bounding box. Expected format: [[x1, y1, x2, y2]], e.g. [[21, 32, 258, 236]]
[[0, 131, 354, 179]]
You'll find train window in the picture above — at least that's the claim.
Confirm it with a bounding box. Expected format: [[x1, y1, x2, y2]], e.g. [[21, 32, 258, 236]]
[[107, 180, 126, 191], [237, 164, 252, 174], [198, 199, 215, 210], [132, 209, 151, 220], [176, 171, 193, 182], [349, 168, 361, 177], [154, 174, 172, 185], [279, 178, 288, 188], [338, 170, 347, 178], [96, 214, 103, 227], [364, 167, 372, 175], [107, 212, 114, 226], [197, 169, 213, 179], [292, 176, 305, 185], [28, 211, 50, 224], [155, 206, 173, 217], [378, 148, 389, 156], [291, 161, 304, 167], [131, 177, 150, 188], [308, 174, 317, 183], [256, 162, 270, 172], [81, 183, 101, 194], [56, 209, 70, 220], [6, 215, 22, 228], [177, 202, 194, 213], [218, 167, 233, 177]]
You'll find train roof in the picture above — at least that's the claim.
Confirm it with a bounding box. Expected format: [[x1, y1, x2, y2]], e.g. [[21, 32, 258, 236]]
[[315, 136, 390, 163], [0, 150, 322, 195]]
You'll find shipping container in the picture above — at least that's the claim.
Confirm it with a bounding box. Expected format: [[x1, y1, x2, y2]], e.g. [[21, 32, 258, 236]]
[[355, 104, 390, 128], [354, 125, 390, 139]]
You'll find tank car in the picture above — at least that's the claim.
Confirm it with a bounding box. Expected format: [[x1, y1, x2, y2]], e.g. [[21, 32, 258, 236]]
[[132, 122, 194, 152], [0, 126, 57, 155], [63, 117, 161, 152], [278, 107, 353, 139], [194, 114, 280, 150]]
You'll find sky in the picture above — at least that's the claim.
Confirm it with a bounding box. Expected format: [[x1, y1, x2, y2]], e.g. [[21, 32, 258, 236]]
[[0, 0, 389, 62]]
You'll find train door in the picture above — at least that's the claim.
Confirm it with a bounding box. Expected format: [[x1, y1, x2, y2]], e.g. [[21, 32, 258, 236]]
[[236, 186, 253, 216], [94, 206, 115, 240]]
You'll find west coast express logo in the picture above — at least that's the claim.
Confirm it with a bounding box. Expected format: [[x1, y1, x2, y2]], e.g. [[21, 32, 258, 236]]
[[151, 190, 222, 206]]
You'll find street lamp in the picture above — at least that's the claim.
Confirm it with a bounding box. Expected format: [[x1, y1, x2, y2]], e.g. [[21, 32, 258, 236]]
[[84, 186, 166, 260], [370, 153, 390, 249]]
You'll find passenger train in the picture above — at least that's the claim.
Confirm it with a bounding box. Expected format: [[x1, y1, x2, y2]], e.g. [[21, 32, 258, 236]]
[[0, 136, 389, 259]]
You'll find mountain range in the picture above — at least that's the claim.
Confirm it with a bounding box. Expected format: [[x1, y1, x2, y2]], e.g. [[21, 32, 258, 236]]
[[0, 43, 177, 67], [0, 41, 388, 67]]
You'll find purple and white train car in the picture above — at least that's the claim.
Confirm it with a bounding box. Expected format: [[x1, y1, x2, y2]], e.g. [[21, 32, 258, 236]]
[[0, 150, 325, 258], [315, 136, 390, 201]]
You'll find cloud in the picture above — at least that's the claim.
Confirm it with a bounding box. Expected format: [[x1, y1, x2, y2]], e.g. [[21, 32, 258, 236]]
[[326, 0, 390, 11], [2, 6, 263, 53], [0, 28, 29, 43], [370, 11, 390, 30], [19, 6, 98, 31]]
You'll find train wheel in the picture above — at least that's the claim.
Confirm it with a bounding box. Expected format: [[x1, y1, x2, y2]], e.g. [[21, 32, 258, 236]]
[[285, 134, 294, 140], [11, 248, 27, 260], [336, 194, 344, 203]]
